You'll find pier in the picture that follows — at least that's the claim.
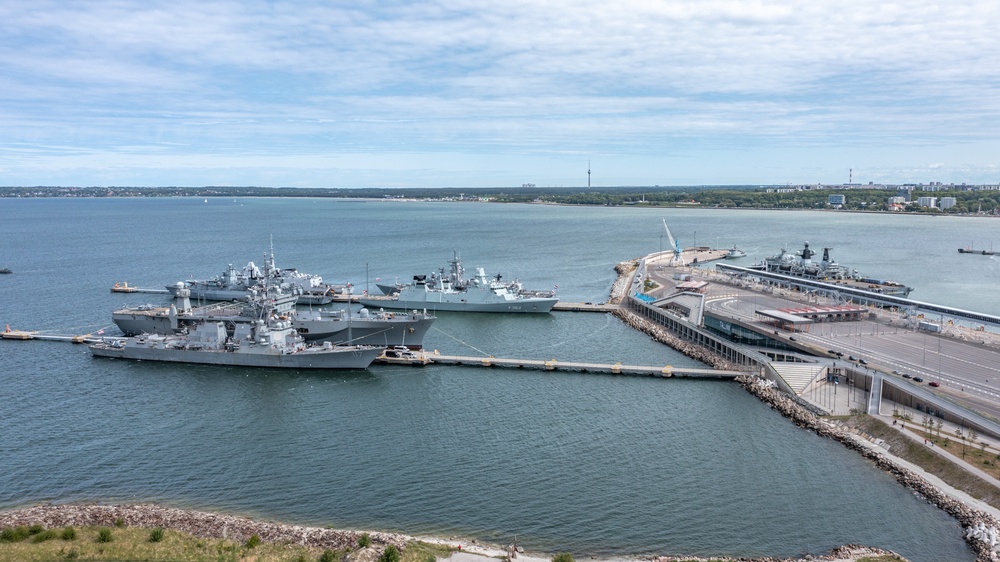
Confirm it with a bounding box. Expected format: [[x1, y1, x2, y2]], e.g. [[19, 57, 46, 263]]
[[2, 329, 103, 343], [424, 353, 739, 378], [1, 328, 737, 379], [111, 283, 170, 294]]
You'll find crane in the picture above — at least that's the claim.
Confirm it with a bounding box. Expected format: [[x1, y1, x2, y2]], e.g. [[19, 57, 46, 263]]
[[662, 219, 684, 266]]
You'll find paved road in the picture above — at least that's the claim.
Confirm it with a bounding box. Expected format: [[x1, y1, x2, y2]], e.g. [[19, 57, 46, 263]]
[[645, 262, 1000, 420]]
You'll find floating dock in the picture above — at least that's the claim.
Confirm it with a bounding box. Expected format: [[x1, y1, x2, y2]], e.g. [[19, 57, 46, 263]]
[[2, 330, 102, 343], [426, 353, 740, 378], [111, 283, 170, 294]]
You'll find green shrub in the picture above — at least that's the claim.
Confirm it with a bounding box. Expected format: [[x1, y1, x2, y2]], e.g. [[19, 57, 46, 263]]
[[28, 524, 44, 535], [114, 517, 125, 528], [149, 528, 165, 542], [378, 544, 400, 562], [96, 528, 114, 543], [245, 533, 261, 548], [358, 533, 372, 548], [0, 526, 30, 542], [551, 553, 575, 562], [65, 548, 79, 560], [62, 526, 76, 540], [319, 550, 338, 562], [31, 529, 58, 543]]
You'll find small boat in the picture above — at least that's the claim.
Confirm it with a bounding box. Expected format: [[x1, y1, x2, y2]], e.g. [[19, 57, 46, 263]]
[[0, 267, 11, 274], [724, 246, 746, 259]]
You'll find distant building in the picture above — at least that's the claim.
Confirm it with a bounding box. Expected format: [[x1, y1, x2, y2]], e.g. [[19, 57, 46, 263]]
[[940, 197, 957, 210], [888, 196, 907, 205], [896, 188, 912, 202], [917, 196, 937, 208], [828, 194, 845, 206]]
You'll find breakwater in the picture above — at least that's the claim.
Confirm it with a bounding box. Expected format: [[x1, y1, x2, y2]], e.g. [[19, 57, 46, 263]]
[[610, 259, 741, 371], [611, 257, 1000, 561], [738, 375, 1000, 562]]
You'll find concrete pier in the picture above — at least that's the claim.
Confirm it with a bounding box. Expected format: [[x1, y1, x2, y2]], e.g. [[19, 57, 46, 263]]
[[426, 353, 739, 378]]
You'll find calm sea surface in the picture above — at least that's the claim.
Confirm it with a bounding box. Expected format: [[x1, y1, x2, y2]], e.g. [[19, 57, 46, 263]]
[[3, 198, 998, 561]]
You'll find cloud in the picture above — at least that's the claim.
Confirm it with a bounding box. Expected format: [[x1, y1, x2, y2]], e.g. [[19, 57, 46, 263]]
[[1, 0, 999, 186]]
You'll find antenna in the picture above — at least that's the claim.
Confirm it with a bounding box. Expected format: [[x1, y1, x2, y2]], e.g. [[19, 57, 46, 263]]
[[588, 160, 591, 189]]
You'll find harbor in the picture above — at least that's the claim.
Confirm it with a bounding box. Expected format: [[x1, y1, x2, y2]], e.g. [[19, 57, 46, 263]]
[[2, 199, 993, 562]]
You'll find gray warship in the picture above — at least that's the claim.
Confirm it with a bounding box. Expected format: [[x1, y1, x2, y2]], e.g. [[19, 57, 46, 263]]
[[748, 242, 912, 297], [115, 284, 435, 349], [166, 243, 350, 305], [360, 253, 558, 313], [92, 294, 384, 370]]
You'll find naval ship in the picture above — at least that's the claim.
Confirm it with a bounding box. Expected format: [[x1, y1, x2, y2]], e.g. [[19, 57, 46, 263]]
[[748, 242, 912, 297], [92, 294, 384, 370], [166, 244, 349, 305], [359, 253, 558, 313], [115, 284, 435, 349]]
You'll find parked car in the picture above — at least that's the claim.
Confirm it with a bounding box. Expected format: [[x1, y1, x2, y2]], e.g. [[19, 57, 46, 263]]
[[929, 381, 940, 387], [913, 377, 924, 382], [902, 373, 912, 379], [849, 355, 857, 361], [859, 359, 868, 365]]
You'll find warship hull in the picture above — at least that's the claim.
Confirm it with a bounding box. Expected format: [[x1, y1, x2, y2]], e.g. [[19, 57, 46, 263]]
[[358, 293, 558, 313], [293, 311, 434, 348], [90, 342, 382, 369], [113, 303, 434, 349]]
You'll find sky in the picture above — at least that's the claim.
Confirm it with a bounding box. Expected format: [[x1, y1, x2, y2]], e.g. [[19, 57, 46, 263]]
[[2, 1, 999, 189]]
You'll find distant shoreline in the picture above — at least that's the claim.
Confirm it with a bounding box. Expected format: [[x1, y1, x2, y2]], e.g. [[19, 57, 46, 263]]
[[2, 192, 997, 221]]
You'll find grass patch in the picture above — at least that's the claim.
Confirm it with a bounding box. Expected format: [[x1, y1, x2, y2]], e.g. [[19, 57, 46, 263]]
[[847, 415, 1000, 509], [245, 533, 261, 549], [30, 530, 57, 544], [378, 544, 400, 562], [358, 532, 371, 548], [398, 541, 453, 562], [149, 528, 164, 543], [0, 526, 365, 562], [96, 528, 113, 543]]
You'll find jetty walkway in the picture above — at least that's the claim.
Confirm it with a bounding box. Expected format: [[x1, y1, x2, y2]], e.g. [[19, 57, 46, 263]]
[[1, 329, 735, 379], [424, 353, 738, 378]]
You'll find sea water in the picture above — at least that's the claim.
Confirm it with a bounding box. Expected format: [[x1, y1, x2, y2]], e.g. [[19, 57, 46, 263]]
[[2, 197, 991, 561]]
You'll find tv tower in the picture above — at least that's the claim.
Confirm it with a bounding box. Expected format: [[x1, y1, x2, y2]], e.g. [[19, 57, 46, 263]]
[[588, 161, 591, 188]]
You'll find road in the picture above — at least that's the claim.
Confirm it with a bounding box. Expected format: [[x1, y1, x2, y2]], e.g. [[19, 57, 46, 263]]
[[645, 261, 1000, 420]]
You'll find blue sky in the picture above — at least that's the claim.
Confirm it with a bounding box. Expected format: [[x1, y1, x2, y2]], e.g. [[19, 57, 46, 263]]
[[2, 1, 999, 188]]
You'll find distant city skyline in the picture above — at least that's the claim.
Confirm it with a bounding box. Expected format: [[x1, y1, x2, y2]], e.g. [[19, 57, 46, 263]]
[[2, 1, 999, 188]]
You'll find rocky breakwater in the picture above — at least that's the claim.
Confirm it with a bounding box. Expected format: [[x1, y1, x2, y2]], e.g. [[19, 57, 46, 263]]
[[738, 375, 1000, 562], [0, 503, 409, 555], [609, 259, 740, 371], [608, 259, 638, 304], [606, 259, 1000, 560]]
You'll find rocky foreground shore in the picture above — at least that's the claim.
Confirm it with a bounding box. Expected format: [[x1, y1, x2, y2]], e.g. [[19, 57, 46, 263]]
[[0, 503, 905, 562], [0, 503, 408, 553]]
